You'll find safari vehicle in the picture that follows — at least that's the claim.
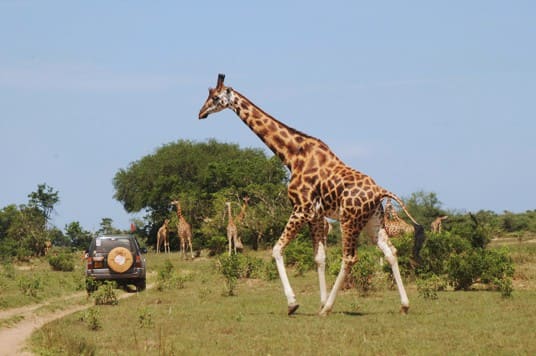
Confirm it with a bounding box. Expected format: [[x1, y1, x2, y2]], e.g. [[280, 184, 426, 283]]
[[85, 235, 147, 293]]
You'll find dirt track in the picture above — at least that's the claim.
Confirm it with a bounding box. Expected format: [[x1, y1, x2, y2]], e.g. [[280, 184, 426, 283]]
[[0, 287, 148, 355]]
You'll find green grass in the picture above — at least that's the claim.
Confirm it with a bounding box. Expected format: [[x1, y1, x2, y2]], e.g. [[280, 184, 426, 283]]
[[29, 251, 536, 355], [0, 255, 86, 309]]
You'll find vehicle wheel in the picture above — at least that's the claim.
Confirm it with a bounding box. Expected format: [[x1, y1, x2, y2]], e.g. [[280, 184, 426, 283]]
[[136, 278, 146, 292], [107, 247, 134, 273]]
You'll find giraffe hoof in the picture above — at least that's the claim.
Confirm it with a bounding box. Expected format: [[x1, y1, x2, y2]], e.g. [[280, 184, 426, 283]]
[[400, 305, 409, 315], [318, 306, 331, 317], [287, 304, 299, 316]]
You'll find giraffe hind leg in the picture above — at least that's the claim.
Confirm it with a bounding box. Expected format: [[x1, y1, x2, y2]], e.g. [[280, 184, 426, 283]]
[[377, 229, 409, 313]]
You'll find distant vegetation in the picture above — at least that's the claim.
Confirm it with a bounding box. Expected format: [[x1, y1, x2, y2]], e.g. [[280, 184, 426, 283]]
[[1, 139, 534, 262]]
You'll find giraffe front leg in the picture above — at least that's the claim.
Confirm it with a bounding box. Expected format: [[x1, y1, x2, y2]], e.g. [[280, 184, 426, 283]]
[[272, 212, 307, 315], [377, 228, 409, 314], [273, 242, 299, 315]]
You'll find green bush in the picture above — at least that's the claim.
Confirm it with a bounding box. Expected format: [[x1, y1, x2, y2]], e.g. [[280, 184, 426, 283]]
[[418, 232, 471, 276], [446, 248, 515, 291], [350, 246, 381, 295], [206, 235, 227, 256], [93, 281, 118, 305], [479, 247, 514, 284], [217, 254, 241, 296], [156, 259, 192, 291], [284, 237, 315, 275], [447, 250, 482, 290], [416, 274, 447, 300], [48, 250, 75, 271], [82, 308, 102, 331]]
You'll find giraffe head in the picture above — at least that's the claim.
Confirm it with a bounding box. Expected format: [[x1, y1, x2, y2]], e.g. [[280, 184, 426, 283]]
[[198, 74, 234, 119]]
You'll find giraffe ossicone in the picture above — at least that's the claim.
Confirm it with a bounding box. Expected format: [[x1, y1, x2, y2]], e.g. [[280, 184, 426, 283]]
[[198, 74, 425, 316]]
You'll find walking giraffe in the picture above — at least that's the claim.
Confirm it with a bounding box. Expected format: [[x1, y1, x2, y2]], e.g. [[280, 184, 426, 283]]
[[198, 74, 424, 316], [171, 200, 194, 259]]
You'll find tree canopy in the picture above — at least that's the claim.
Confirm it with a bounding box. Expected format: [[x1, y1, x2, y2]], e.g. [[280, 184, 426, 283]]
[[112, 139, 290, 248]]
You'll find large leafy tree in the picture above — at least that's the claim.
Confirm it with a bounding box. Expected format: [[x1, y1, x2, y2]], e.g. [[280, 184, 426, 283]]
[[113, 139, 289, 247]]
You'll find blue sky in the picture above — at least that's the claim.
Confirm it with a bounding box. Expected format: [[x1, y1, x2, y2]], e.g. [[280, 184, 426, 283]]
[[1, 1, 535, 232]]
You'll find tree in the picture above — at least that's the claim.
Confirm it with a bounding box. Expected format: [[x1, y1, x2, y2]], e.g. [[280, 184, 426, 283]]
[[113, 139, 289, 248], [27, 183, 60, 225], [97, 218, 122, 235], [65, 221, 92, 249], [404, 191, 447, 229]]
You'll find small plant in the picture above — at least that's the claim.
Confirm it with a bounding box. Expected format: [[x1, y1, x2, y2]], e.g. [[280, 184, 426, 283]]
[[156, 259, 192, 291], [494, 277, 513, 298], [137, 307, 154, 328], [83, 308, 102, 330], [217, 254, 241, 296], [93, 281, 118, 305]]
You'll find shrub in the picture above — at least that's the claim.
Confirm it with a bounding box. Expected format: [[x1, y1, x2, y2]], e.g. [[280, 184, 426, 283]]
[[48, 250, 75, 271], [284, 237, 315, 275], [83, 308, 102, 331], [417, 274, 447, 300], [206, 235, 227, 256], [479, 247, 514, 284], [156, 259, 193, 291], [446, 250, 481, 290], [494, 277, 513, 298], [217, 254, 241, 296], [418, 232, 471, 276], [93, 281, 118, 305], [263, 260, 278, 281], [349, 246, 381, 295]]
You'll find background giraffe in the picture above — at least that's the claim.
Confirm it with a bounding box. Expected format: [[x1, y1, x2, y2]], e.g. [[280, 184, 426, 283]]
[[383, 198, 415, 237], [431, 215, 448, 233], [198, 74, 424, 316], [156, 218, 170, 254], [171, 200, 194, 259]]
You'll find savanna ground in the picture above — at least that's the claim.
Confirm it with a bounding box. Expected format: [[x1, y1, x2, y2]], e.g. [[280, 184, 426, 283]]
[[1, 238, 535, 355]]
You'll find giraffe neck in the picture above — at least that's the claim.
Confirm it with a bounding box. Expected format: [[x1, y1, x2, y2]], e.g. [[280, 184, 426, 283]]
[[227, 204, 234, 224], [229, 89, 322, 169], [236, 201, 247, 224], [175, 203, 184, 221]]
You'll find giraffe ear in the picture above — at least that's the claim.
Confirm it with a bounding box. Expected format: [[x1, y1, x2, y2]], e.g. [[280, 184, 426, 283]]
[[217, 73, 226, 89]]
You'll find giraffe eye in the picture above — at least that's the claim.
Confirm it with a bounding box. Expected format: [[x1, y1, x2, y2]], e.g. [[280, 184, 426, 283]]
[[212, 96, 220, 102]]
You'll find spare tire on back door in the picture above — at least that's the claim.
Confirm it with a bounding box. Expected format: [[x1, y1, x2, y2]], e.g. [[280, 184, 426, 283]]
[[107, 247, 134, 273]]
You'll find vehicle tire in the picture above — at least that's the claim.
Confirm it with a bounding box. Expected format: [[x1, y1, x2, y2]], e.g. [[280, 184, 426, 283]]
[[136, 278, 146, 292], [107, 247, 134, 273]]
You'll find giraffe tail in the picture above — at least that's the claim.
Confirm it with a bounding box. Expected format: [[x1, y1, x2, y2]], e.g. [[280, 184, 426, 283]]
[[381, 190, 426, 264]]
